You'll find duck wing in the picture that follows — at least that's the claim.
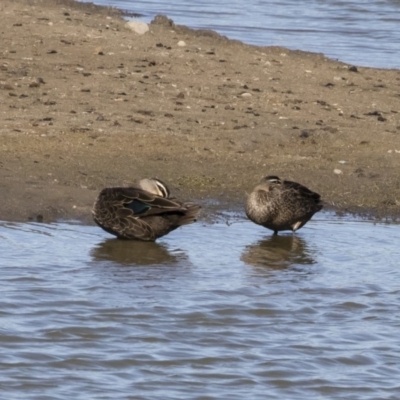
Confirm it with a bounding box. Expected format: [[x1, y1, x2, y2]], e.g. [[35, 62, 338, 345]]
[[283, 180, 322, 204], [114, 187, 190, 216]]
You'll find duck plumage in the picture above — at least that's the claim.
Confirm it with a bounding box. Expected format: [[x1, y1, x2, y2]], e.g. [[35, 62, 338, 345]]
[[93, 178, 200, 241], [246, 175, 323, 235]]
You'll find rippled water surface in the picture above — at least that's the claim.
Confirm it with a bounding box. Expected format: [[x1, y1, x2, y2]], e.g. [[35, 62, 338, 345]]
[[1, 214, 400, 399], [80, 0, 400, 69]]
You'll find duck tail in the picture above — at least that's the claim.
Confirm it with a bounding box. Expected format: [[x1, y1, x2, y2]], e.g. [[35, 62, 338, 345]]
[[180, 203, 201, 225]]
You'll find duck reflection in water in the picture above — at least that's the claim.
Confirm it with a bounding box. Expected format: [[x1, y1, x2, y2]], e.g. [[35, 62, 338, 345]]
[[241, 234, 315, 269], [91, 239, 186, 266]]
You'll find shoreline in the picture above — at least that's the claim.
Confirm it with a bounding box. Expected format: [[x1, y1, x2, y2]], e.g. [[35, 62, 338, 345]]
[[1, 0, 400, 224]]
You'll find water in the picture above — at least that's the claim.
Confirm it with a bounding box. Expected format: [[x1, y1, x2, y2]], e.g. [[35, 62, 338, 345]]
[[1, 214, 400, 399], [79, 0, 400, 69]]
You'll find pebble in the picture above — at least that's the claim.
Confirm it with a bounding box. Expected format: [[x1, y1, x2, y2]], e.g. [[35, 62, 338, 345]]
[[333, 169, 343, 174], [125, 20, 149, 35], [177, 41, 186, 47]]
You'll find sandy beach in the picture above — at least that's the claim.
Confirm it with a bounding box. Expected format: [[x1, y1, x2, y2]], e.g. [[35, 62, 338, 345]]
[[1, 0, 400, 223]]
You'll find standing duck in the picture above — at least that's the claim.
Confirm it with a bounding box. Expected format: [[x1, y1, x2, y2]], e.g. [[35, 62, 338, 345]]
[[245, 175, 323, 235], [93, 178, 200, 241]]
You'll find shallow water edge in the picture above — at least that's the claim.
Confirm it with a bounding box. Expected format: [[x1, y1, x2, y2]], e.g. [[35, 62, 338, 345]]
[[1, 213, 400, 399]]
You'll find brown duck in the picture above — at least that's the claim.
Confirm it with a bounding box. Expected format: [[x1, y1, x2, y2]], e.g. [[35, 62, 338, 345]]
[[246, 175, 323, 235], [93, 178, 200, 241]]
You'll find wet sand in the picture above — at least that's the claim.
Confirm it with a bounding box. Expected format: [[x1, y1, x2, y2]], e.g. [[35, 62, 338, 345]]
[[1, 0, 400, 223]]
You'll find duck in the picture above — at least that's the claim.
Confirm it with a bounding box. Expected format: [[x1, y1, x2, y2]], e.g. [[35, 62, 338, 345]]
[[92, 178, 201, 241], [245, 175, 323, 235]]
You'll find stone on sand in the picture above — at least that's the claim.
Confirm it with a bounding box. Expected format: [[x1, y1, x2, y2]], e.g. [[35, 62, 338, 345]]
[[125, 20, 149, 35]]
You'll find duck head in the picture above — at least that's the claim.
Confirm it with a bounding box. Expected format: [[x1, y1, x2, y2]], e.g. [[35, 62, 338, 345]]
[[138, 178, 170, 198]]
